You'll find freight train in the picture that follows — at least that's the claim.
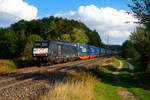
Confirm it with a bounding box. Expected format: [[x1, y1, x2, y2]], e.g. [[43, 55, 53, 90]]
[[32, 40, 118, 65]]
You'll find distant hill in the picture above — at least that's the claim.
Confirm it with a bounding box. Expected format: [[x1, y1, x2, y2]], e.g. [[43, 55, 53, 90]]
[[0, 16, 104, 58], [107, 45, 122, 52]]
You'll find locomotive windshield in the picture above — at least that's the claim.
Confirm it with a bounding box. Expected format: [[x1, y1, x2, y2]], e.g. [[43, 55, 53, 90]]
[[34, 42, 49, 48]]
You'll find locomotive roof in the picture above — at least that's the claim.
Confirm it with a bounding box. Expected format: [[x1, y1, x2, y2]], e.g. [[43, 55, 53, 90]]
[[50, 40, 74, 46], [34, 40, 110, 51]]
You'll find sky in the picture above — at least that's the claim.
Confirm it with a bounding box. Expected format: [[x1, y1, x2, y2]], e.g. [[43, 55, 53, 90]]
[[0, 0, 137, 45]]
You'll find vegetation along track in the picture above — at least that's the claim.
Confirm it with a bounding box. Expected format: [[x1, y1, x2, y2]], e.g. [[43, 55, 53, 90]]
[[0, 57, 105, 100]]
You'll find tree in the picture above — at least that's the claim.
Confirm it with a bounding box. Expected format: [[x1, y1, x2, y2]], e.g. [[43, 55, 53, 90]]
[[129, 0, 150, 71], [128, 0, 150, 29], [0, 16, 103, 58], [22, 34, 43, 57], [0, 28, 18, 58], [130, 27, 150, 67], [121, 40, 141, 60], [61, 34, 72, 42], [121, 40, 133, 50], [73, 28, 89, 44]]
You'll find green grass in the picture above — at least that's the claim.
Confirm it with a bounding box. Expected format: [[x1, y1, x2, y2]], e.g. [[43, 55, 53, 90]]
[[94, 82, 121, 100], [91, 57, 121, 100], [93, 56, 150, 100], [129, 61, 150, 87], [0, 59, 17, 72], [118, 59, 150, 100]]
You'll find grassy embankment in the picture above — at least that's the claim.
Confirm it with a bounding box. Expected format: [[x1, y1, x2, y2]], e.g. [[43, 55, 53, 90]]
[[42, 57, 122, 100], [0, 58, 33, 72], [42, 73, 97, 100], [0, 59, 17, 72], [1, 57, 150, 100], [118, 57, 150, 100], [42, 56, 150, 100], [92, 57, 121, 100]]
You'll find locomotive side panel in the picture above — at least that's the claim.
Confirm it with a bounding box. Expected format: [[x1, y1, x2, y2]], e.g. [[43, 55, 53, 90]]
[[49, 40, 78, 63], [61, 43, 77, 60]]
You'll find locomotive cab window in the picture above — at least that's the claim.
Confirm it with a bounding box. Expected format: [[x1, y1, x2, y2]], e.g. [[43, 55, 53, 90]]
[[42, 42, 49, 48], [34, 42, 41, 48], [34, 42, 49, 48]]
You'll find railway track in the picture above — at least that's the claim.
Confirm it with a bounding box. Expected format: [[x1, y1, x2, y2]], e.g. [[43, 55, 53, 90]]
[[0, 57, 101, 81], [0, 57, 105, 100]]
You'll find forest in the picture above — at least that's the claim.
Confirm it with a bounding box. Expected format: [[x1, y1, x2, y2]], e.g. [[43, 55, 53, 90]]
[[0, 16, 104, 58], [121, 0, 150, 72]]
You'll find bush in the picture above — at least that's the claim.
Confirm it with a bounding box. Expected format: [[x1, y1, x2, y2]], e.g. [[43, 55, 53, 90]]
[[147, 61, 150, 73], [0, 59, 16, 72], [122, 47, 141, 61], [130, 48, 141, 61]]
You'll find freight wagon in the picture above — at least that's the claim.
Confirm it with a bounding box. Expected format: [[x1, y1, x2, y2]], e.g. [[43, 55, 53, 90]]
[[76, 43, 89, 60]]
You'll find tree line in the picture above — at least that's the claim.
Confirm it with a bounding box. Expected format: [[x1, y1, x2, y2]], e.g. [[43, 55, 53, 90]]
[[121, 0, 150, 72], [0, 16, 105, 58]]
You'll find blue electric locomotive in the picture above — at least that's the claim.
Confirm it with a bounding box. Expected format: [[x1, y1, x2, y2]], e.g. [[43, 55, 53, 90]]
[[32, 40, 117, 65], [33, 40, 77, 64]]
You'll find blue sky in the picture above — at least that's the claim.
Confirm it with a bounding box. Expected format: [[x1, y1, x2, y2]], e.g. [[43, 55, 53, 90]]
[[0, 0, 136, 45], [24, 0, 132, 18]]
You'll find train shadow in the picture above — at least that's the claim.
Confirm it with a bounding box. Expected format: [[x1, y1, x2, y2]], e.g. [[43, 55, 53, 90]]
[[13, 59, 35, 68]]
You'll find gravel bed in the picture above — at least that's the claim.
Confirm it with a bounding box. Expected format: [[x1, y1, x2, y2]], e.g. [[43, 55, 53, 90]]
[[0, 57, 104, 100], [0, 80, 51, 100]]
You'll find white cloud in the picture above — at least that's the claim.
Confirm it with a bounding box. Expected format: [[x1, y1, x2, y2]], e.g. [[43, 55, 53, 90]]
[[55, 5, 137, 44], [0, 0, 38, 27]]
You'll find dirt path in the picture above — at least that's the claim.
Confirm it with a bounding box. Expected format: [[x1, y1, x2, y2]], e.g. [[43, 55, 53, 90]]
[[127, 62, 150, 91], [113, 60, 139, 100], [113, 60, 123, 75]]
